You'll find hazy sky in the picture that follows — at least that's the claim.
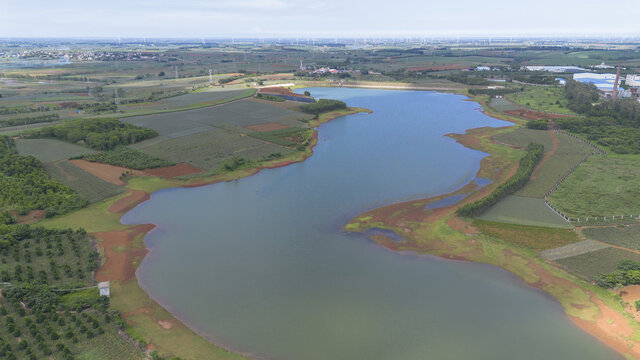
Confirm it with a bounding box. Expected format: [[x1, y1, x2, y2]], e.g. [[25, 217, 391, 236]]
[[1, 0, 638, 38]]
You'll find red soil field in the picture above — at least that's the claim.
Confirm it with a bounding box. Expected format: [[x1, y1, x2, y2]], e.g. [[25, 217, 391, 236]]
[[144, 163, 203, 178], [70, 159, 146, 185]]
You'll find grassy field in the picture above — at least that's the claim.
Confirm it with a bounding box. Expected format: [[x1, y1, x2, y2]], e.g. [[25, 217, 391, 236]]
[[121, 89, 248, 112], [555, 247, 640, 280], [582, 225, 640, 251], [506, 86, 577, 115], [493, 128, 555, 150], [473, 219, 580, 250], [43, 161, 124, 203], [15, 139, 96, 163], [489, 98, 523, 112], [548, 154, 640, 218], [477, 195, 572, 228], [516, 132, 595, 198]]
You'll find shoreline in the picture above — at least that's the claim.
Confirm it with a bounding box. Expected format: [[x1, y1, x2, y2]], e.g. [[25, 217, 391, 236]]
[[40, 92, 639, 359]]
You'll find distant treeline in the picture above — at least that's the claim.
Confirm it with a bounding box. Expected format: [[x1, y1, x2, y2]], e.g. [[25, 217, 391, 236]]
[[28, 119, 158, 151], [0, 135, 87, 217], [0, 114, 59, 128], [447, 74, 490, 86], [456, 143, 544, 217], [468, 88, 522, 96], [555, 80, 640, 153], [300, 99, 347, 115], [512, 75, 558, 85]]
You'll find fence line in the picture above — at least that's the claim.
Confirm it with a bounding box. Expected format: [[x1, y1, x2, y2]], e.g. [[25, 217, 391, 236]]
[[541, 130, 627, 223]]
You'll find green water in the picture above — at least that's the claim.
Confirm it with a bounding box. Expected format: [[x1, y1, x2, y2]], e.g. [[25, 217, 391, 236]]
[[122, 88, 620, 360]]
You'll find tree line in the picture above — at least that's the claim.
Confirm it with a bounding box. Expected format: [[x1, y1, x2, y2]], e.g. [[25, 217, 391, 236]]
[[0, 136, 86, 217], [457, 143, 544, 217], [299, 99, 347, 115]]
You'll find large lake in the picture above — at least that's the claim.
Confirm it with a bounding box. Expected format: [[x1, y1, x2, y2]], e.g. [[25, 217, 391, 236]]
[[122, 88, 620, 360]]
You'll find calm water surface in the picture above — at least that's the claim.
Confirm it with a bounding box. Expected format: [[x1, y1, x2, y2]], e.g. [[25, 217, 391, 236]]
[[122, 88, 620, 360]]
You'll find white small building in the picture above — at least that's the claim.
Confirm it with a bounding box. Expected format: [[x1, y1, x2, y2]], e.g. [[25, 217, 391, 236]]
[[98, 281, 110, 297], [626, 74, 640, 87], [476, 66, 491, 71], [593, 62, 614, 69]]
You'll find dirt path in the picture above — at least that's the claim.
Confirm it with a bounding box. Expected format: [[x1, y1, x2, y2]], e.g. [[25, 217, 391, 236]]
[[530, 129, 558, 180]]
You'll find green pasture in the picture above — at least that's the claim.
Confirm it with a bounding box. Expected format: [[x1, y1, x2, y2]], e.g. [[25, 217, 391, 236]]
[[43, 160, 124, 203], [473, 219, 580, 250], [547, 154, 640, 219], [15, 139, 96, 163], [506, 86, 577, 115], [477, 195, 571, 228]]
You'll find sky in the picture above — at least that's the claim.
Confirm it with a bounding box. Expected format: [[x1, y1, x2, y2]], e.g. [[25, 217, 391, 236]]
[[1, 0, 639, 39]]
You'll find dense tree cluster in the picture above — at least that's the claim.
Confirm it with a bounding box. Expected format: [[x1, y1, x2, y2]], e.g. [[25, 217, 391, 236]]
[[513, 74, 558, 85], [0, 136, 86, 217], [299, 99, 347, 115], [27, 118, 158, 151], [526, 120, 549, 130], [594, 260, 640, 288], [468, 88, 522, 96], [447, 75, 490, 86], [556, 80, 640, 153], [0, 114, 60, 128], [83, 146, 173, 170], [457, 143, 544, 217]]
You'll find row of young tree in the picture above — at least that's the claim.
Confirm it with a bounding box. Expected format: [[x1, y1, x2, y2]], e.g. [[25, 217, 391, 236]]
[[299, 99, 347, 115], [556, 79, 640, 153], [0, 114, 60, 128], [456, 143, 544, 217], [0, 136, 87, 217], [27, 118, 158, 151]]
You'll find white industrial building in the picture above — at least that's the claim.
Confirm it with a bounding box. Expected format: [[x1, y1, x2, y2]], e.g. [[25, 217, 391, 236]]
[[626, 74, 640, 87]]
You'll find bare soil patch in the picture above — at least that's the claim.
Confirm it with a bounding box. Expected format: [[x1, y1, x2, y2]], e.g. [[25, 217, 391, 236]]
[[70, 159, 145, 185], [14, 210, 45, 224], [109, 190, 150, 214], [244, 122, 290, 132], [94, 224, 154, 283], [144, 163, 203, 178]]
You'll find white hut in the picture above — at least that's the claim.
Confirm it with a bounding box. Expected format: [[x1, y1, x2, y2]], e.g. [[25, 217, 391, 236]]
[[98, 281, 110, 297]]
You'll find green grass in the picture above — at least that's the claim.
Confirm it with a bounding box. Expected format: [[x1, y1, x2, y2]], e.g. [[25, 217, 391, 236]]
[[516, 132, 596, 198], [477, 195, 572, 228], [473, 219, 580, 250], [555, 247, 640, 280], [583, 225, 640, 251], [43, 161, 124, 204], [493, 128, 555, 150], [506, 86, 577, 115], [15, 139, 96, 163], [489, 98, 523, 112], [548, 154, 640, 218], [83, 147, 173, 170]]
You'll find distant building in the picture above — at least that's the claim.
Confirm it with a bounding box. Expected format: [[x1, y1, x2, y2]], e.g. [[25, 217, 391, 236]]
[[573, 72, 619, 91], [592, 62, 614, 69], [476, 66, 491, 71], [98, 281, 110, 297], [525, 65, 586, 73], [626, 74, 640, 87]]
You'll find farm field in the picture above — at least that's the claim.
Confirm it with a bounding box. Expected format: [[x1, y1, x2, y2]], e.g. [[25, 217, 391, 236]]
[[473, 219, 580, 250], [477, 195, 572, 228], [135, 127, 294, 171], [493, 128, 555, 150], [43, 160, 124, 203], [120, 88, 254, 113], [554, 247, 640, 280], [122, 98, 310, 138], [547, 155, 640, 219], [15, 139, 96, 163], [582, 225, 640, 251], [506, 86, 577, 115], [489, 97, 523, 113]]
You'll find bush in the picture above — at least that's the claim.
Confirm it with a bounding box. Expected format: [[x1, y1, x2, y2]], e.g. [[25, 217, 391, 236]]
[[83, 146, 173, 170], [526, 120, 549, 130]]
